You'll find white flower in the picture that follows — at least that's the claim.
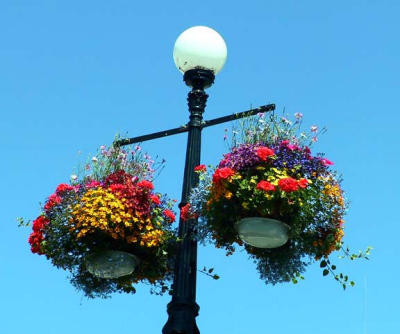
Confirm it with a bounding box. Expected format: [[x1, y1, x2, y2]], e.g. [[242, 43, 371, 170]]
[[70, 174, 78, 181], [91, 157, 98, 162], [100, 145, 105, 150], [311, 125, 318, 132], [281, 117, 292, 125], [294, 112, 303, 119]]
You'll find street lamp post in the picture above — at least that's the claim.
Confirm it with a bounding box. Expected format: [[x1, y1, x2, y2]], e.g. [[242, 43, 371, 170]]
[[115, 26, 275, 334]]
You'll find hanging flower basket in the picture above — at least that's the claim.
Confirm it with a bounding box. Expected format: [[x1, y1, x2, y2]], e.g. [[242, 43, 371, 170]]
[[26, 144, 177, 298], [189, 112, 371, 287]]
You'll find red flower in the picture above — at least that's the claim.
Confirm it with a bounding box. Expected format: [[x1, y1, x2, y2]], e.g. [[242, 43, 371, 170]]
[[180, 203, 199, 221], [105, 170, 133, 186], [212, 167, 235, 183], [55, 183, 74, 195], [28, 231, 44, 254], [150, 194, 161, 205], [180, 203, 190, 221], [278, 177, 299, 192], [163, 209, 176, 222], [28, 216, 49, 255], [256, 180, 276, 192], [194, 164, 207, 172], [256, 146, 275, 161], [298, 178, 309, 189], [137, 180, 154, 190], [44, 193, 62, 211], [32, 216, 49, 232]]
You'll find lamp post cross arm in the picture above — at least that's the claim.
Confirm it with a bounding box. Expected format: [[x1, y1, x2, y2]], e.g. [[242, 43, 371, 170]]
[[113, 104, 275, 147]]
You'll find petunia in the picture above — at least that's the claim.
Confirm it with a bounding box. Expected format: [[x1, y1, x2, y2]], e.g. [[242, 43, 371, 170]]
[[321, 158, 334, 166]]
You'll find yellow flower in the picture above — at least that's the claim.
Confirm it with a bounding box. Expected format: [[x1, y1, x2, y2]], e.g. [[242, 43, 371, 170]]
[[224, 191, 233, 199]]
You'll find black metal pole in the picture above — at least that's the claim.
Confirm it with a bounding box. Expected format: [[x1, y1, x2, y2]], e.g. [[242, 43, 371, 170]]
[[114, 104, 275, 147], [162, 69, 215, 334], [112, 70, 275, 333]]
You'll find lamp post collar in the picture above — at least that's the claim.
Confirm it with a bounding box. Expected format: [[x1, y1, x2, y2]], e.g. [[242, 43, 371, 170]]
[[183, 68, 215, 89]]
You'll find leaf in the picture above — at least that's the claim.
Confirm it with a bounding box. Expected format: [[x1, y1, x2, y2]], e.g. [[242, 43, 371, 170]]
[[331, 265, 337, 270], [350, 281, 355, 287], [320, 260, 327, 268], [342, 284, 346, 290], [208, 268, 214, 274], [213, 275, 220, 280], [323, 269, 329, 276]]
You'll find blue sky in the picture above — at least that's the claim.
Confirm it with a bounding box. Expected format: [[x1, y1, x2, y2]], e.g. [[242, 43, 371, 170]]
[[2, 1, 399, 333]]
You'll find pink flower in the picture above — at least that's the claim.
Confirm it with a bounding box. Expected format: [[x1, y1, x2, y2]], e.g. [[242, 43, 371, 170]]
[[287, 144, 300, 151], [85, 180, 102, 189], [321, 158, 334, 166]]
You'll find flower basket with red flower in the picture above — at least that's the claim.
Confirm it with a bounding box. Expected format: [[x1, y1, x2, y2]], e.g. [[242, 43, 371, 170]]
[[189, 112, 371, 287], [26, 144, 177, 298]]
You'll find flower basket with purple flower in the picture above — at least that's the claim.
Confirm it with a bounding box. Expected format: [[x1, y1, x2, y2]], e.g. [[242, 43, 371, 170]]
[[189, 112, 371, 287], [23, 143, 177, 298]]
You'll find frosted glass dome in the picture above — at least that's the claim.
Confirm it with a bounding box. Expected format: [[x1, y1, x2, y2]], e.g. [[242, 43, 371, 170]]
[[173, 26, 227, 74]]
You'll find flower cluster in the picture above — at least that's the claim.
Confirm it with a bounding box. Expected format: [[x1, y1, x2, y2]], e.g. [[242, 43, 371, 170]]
[[27, 144, 176, 298], [189, 112, 369, 288], [204, 141, 345, 257]]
